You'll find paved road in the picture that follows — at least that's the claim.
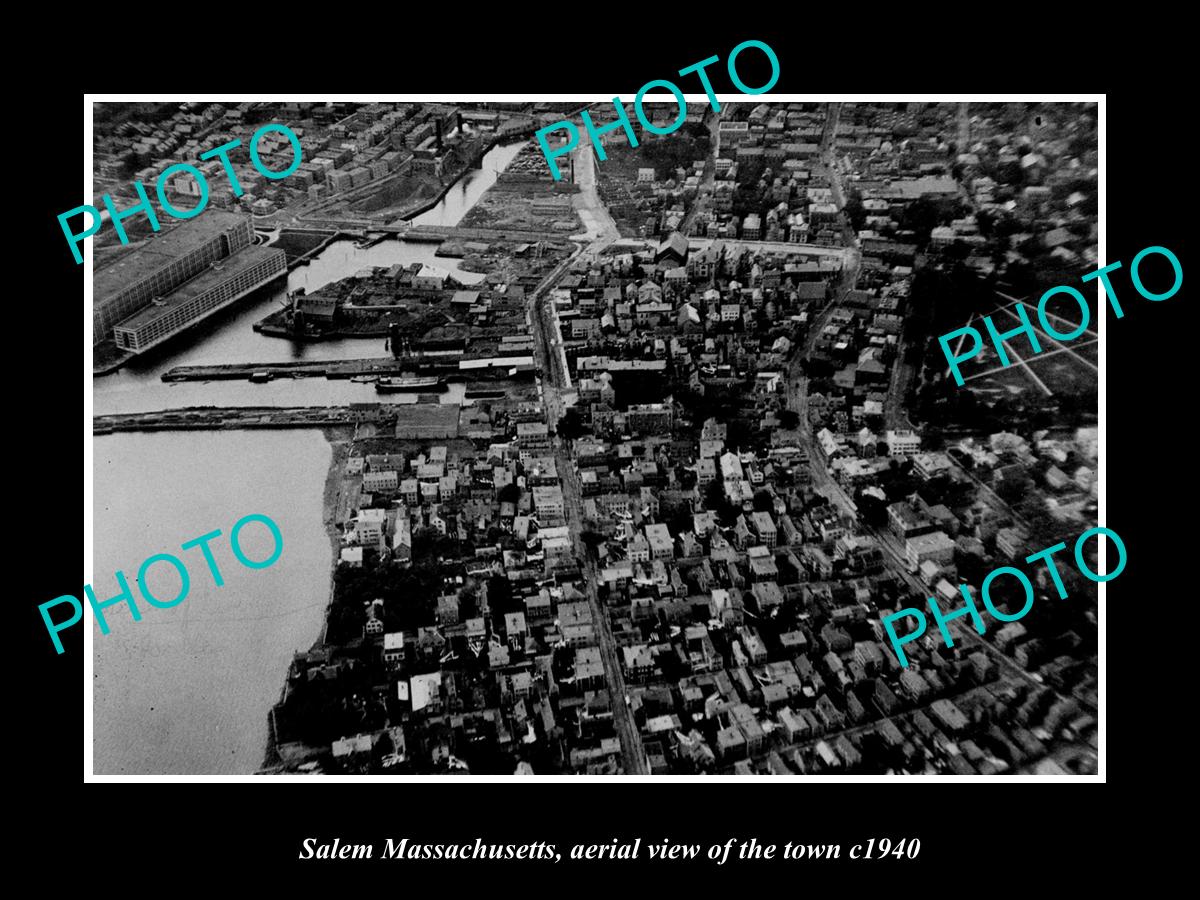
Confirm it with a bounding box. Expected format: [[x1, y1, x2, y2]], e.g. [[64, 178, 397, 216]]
[[778, 103, 1054, 699], [689, 237, 850, 261], [557, 436, 648, 774], [525, 217, 648, 775], [569, 144, 621, 252], [789, 364, 1055, 696], [678, 108, 720, 238]]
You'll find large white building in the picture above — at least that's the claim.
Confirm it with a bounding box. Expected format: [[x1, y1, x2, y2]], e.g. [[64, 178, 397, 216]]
[[95, 210, 255, 345], [111, 244, 286, 353], [904, 531, 955, 572], [356, 508, 388, 547], [886, 429, 922, 457]]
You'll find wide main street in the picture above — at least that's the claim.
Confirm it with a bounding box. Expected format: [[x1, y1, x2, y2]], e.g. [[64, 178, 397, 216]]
[[527, 150, 648, 775]]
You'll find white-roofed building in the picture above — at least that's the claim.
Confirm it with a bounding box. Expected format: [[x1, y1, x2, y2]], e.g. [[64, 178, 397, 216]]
[[409, 671, 442, 712]]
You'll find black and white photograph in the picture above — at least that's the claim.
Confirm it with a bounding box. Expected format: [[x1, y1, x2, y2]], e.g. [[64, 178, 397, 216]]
[[80, 94, 1114, 779], [20, 15, 1197, 882]]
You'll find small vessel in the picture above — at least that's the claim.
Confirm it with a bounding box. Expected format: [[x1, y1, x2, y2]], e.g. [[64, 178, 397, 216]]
[[375, 376, 445, 393], [249, 371, 273, 383], [350, 375, 378, 384]]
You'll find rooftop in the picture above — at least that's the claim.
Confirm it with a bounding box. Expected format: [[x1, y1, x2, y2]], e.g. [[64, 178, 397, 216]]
[[112, 245, 285, 331], [95, 210, 250, 302]]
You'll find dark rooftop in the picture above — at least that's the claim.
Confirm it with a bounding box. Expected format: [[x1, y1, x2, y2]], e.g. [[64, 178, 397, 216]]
[[112, 245, 284, 330], [95, 210, 250, 302]]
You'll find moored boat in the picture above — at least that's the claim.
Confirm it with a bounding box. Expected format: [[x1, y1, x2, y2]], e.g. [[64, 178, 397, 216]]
[[375, 376, 445, 393]]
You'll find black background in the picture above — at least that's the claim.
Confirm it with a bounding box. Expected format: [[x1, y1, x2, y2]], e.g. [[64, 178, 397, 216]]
[[20, 17, 1182, 886]]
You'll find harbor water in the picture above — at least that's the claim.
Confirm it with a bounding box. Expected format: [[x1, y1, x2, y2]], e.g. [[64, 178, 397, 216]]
[[92, 139, 526, 773], [92, 430, 332, 774], [93, 140, 525, 417]]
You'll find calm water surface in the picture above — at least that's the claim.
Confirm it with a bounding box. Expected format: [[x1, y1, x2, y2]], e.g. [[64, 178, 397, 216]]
[[92, 430, 331, 774], [91, 141, 525, 773], [94, 140, 524, 416]]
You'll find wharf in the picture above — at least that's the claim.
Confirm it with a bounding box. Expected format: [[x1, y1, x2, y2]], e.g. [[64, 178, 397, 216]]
[[93, 402, 463, 437], [92, 405, 391, 435], [162, 357, 534, 383], [162, 358, 440, 382]]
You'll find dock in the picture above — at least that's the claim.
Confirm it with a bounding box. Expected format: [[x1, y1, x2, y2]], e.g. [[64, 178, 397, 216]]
[[93, 403, 463, 437], [162, 356, 538, 383], [162, 358, 435, 382], [93, 405, 389, 435]]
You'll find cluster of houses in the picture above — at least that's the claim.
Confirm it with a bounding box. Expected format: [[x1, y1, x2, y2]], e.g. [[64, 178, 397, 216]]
[[836, 101, 1098, 278], [273, 101, 1098, 777]]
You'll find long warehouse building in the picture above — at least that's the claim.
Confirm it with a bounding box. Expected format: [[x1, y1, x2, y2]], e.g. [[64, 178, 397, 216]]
[[111, 244, 287, 353], [93, 210, 278, 347]]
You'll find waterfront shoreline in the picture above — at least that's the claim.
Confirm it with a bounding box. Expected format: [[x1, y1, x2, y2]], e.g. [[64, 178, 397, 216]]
[[259, 426, 351, 773]]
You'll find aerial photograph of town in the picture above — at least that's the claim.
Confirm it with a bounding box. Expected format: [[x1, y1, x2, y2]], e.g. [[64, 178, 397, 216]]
[[89, 98, 1100, 777]]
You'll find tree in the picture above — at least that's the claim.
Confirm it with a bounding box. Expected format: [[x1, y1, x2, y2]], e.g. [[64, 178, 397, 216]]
[[412, 527, 456, 561], [844, 188, 866, 231], [660, 494, 694, 536], [976, 208, 996, 238], [486, 574, 515, 615], [899, 198, 939, 246], [580, 528, 606, 550], [703, 478, 737, 525], [557, 407, 585, 440]]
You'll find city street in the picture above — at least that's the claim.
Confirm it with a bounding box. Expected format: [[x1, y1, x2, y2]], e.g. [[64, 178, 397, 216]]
[[527, 213, 648, 774], [569, 143, 621, 252]]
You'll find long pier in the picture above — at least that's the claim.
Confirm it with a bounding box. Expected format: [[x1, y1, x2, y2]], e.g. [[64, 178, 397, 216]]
[[92, 405, 395, 436], [162, 358, 431, 382], [161, 357, 533, 383]]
